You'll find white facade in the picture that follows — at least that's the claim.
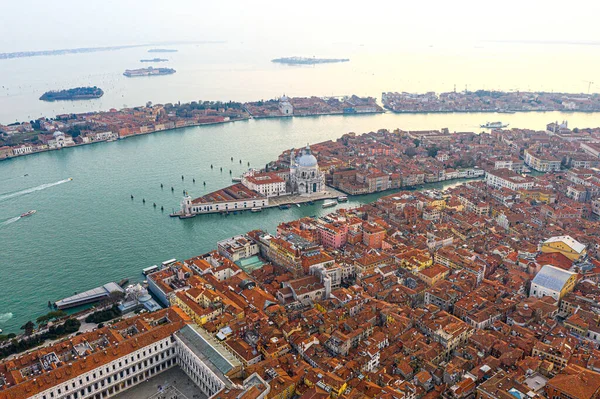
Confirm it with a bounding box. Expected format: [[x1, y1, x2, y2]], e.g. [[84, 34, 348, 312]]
[[242, 172, 287, 197], [486, 169, 535, 190], [33, 336, 178, 399], [278, 95, 294, 115], [289, 145, 326, 197], [12, 144, 33, 155], [48, 131, 75, 149], [94, 131, 114, 141], [182, 194, 268, 215]]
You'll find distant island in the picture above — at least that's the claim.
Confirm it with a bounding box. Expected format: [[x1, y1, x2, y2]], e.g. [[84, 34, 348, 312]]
[[140, 58, 168, 63], [39, 86, 104, 102], [0, 42, 223, 60], [148, 49, 178, 53], [123, 67, 176, 77], [271, 56, 350, 65]]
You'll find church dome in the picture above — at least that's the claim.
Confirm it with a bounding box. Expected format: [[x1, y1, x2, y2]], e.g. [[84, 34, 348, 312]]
[[296, 145, 318, 167]]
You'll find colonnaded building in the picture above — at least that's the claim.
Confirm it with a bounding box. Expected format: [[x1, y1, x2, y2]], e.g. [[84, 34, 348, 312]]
[[0, 308, 270, 399]]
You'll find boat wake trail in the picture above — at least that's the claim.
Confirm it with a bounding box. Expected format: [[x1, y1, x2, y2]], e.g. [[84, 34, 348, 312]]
[[0, 216, 21, 227], [0, 178, 71, 202], [0, 312, 13, 324]]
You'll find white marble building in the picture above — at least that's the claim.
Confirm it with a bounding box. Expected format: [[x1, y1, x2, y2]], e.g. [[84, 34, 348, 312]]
[[290, 145, 326, 197]]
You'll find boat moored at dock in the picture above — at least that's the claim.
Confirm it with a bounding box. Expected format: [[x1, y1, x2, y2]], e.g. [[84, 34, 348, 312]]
[[337, 196, 348, 202]]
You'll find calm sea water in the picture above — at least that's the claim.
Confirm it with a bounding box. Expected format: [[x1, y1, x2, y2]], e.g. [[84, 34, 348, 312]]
[[2, 111, 600, 333], [1, 41, 600, 333], [1, 41, 600, 123]]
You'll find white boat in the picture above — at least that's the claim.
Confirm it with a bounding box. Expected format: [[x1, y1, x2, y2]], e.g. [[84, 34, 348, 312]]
[[20, 210, 36, 218], [322, 200, 337, 208], [231, 177, 242, 182], [337, 196, 348, 202], [296, 203, 301, 207], [251, 207, 262, 213]]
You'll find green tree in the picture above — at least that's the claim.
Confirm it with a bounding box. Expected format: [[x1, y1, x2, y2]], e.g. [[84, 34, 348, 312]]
[[413, 139, 421, 147], [20, 321, 34, 336], [427, 146, 439, 157]]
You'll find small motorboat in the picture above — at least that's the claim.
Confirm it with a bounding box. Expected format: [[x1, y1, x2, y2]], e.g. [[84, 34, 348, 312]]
[[251, 207, 262, 213], [20, 210, 36, 218], [337, 196, 348, 202]]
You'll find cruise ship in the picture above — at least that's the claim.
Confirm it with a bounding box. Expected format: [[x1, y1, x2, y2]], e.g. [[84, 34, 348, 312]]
[[480, 121, 509, 129], [123, 67, 176, 77]]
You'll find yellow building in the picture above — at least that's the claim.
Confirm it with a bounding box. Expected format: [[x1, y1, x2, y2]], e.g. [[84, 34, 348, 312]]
[[170, 288, 223, 325], [540, 235, 586, 261]]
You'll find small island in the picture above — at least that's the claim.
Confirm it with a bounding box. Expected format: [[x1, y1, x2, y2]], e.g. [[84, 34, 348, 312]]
[[140, 58, 168, 63], [272, 56, 350, 65], [148, 49, 178, 53], [39, 86, 104, 102], [123, 67, 176, 77]]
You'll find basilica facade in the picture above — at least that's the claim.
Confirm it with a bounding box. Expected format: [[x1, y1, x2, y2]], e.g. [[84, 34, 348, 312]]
[[289, 145, 326, 196]]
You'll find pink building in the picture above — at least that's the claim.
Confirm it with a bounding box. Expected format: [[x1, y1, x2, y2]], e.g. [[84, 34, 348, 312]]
[[317, 223, 348, 249]]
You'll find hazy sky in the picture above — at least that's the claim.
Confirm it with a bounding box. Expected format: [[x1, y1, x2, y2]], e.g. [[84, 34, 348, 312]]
[[1, 0, 600, 52]]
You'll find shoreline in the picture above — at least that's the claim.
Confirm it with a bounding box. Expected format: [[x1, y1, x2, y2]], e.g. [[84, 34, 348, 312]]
[[0, 176, 479, 337], [3, 107, 600, 163]]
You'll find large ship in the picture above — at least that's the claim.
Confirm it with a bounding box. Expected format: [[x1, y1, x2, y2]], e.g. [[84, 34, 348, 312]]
[[148, 49, 178, 53], [140, 58, 168, 63], [272, 56, 350, 65], [480, 121, 509, 129], [123, 67, 176, 77]]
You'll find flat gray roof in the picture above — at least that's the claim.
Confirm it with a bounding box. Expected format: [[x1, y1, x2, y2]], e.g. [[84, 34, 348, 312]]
[[176, 325, 241, 381]]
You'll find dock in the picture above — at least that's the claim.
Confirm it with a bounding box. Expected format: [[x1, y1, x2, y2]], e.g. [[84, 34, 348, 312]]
[[172, 187, 346, 218], [54, 282, 125, 310]]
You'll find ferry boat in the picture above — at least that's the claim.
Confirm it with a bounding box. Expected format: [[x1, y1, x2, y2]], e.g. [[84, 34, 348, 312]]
[[251, 207, 262, 213], [480, 121, 508, 129], [20, 210, 36, 218], [231, 177, 242, 182], [322, 200, 337, 208], [337, 196, 348, 202]]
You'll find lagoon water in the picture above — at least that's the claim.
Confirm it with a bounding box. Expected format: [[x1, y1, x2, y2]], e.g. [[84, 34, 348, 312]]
[[1, 41, 600, 123], [1, 40, 600, 333]]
